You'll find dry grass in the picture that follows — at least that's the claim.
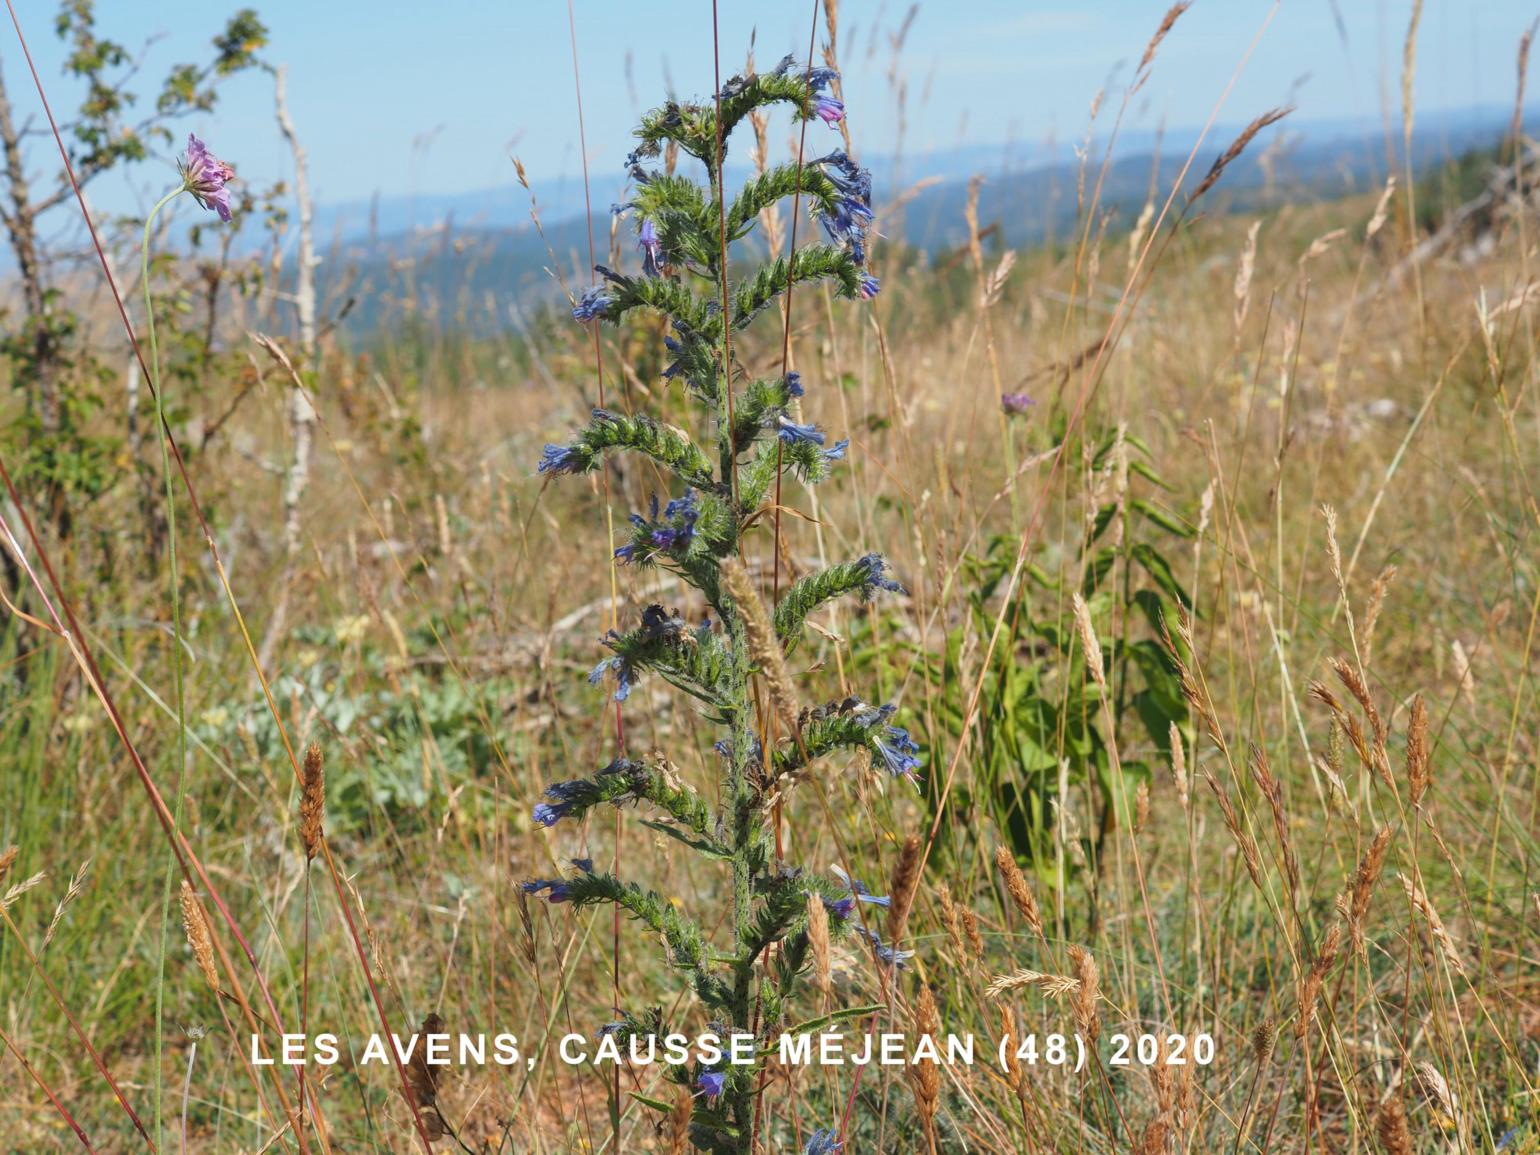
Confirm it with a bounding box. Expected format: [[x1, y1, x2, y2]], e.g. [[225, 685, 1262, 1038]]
[[1, 13, 1539, 1155]]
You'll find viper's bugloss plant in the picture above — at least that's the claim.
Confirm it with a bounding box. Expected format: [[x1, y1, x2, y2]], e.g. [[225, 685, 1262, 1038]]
[[525, 53, 910, 1153]]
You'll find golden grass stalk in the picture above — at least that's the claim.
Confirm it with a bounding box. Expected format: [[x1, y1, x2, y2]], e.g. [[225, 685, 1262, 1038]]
[[985, 969, 1080, 1000], [300, 741, 326, 860], [1170, 723, 1189, 813], [994, 845, 1045, 941], [1399, 872, 1466, 976], [910, 983, 942, 1147], [180, 881, 221, 994], [722, 558, 800, 737], [1202, 769, 1265, 893], [1294, 923, 1341, 1040], [936, 882, 966, 961], [806, 889, 832, 999], [1249, 744, 1299, 897], [1189, 108, 1292, 204], [42, 858, 91, 951], [1071, 592, 1106, 692]]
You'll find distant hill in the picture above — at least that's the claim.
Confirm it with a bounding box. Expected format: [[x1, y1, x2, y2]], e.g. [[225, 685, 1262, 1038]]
[[318, 104, 1528, 337]]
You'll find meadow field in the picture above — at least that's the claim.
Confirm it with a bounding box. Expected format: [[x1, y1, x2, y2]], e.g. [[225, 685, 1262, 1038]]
[[1, 2, 1538, 1153]]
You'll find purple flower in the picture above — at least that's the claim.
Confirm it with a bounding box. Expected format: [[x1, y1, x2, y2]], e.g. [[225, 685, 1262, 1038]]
[[776, 415, 826, 445], [853, 554, 905, 600], [814, 95, 845, 125], [573, 285, 613, 322], [822, 439, 849, 462], [831, 864, 890, 908], [858, 275, 880, 300], [520, 879, 572, 904], [822, 895, 856, 919], [786, 371, 804, 397], [1001, 392, 1036, 416], [697, 1070, 726, 1101], [181, 134, 235, 222], [804, 1129, 842, 1155], [638, 217, 663, 278], [538, 444, 585, 475]]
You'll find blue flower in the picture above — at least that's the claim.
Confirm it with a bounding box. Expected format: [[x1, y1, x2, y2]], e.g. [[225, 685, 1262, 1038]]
[[570, 857, 594, 873], [854, 554, 905, 600], [831, 864, 891, 908], [806, 67, 840, 93], [617, 491, 698, 563], [817, 151, 872, 201], [786, 371, 804, 397], [852, 703, 896, 728], [572, 285, 612, 322], [638, 217, 663, 278], [858, 274, 880, 300], [532, 779, 597, 827], [697, 1070, 726, 1101], [588, 655, 636, 702], [804, 1128, 842, 1155], [520, 879, 571, 903], [822, 439, 849, 462], [873, 725, 922, 783], [537, 444, 585, 475], [596, 1021, 627, 1038], [777, 415, 826, 445], [856, 926, 914, 968]]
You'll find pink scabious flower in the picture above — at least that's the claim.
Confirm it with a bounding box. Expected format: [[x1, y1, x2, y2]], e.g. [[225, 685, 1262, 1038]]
[[180, 134, 235, 222]]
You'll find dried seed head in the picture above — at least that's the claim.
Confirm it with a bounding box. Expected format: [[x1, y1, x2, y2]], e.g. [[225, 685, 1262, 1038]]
[[986, 968, 1080, 1000], [1072, 593, 1106, 691], [180, 881, 221, 994], [909, 984, 942, 1130], [1295, 924, 1341, 1040], [1169, 724, 1189, 813], [1342, 826, 1393, 955], [961, 906, 985, 960], [806, 890, 832, 998], [405, 1013, 447, 1140], [1068, 945, 1101, 1041], [993, 845, 1045, 940], [1376, 1097, 1413, 1155], [1406, 694, 1430, 808], [722, 559, 801, 738], [886, 834, 922, 944], [300, 742, 326, 860], [1134, 781, 1151, 833], [1251, 1017, 1277, 1064], [0, 845, 16, 884], [1399, 872, 1465, 976], [937, 883, 966, 960], [668, 1086, 692, 1154]]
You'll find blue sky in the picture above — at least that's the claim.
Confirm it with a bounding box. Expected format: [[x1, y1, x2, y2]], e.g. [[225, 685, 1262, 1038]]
[[4, 0, 1538, 214]]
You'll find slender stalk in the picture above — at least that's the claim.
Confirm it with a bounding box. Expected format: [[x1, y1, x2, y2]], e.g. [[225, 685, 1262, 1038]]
[[143, 184, 190, 1155]]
